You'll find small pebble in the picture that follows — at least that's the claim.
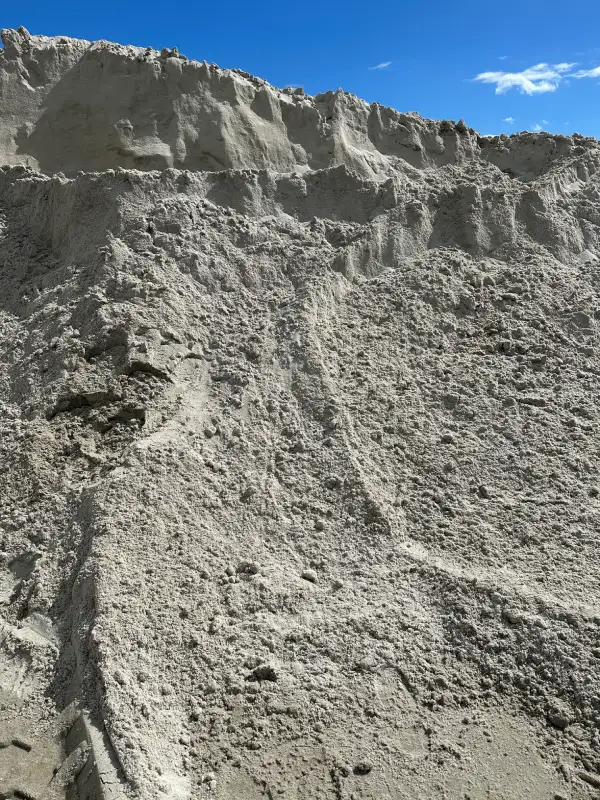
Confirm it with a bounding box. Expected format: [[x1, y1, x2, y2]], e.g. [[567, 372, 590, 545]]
[[236, 561, 260, 575], [559, 763, 572, 781], [547, 711, 571, 731], [114, 669, 128, 686], [301, 569, 318, 583]]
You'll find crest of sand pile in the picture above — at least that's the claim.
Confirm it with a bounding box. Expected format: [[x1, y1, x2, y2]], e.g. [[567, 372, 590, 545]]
[[3, 26, 599, 181], [2, 25, 600, 800]]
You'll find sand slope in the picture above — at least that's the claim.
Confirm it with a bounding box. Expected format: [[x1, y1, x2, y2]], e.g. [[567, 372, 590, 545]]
[[2, 27, 600, 800]]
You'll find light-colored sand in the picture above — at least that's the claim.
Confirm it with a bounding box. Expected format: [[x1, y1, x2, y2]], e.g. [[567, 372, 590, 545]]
[[2, 26, 600, 800]]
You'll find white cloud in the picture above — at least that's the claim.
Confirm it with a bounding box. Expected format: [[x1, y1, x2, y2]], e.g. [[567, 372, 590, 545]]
[[473, 62, 576, 95], [571, 65, 600, 78], [541, 119, 548, 124], [498, 55, 509, 61], [503, 116, 515, 123], [369, 61, 392, 71], [532, 123, 543, 131]]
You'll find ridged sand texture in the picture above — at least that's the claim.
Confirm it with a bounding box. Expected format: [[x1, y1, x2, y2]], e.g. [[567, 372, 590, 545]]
[[2, 25, 600, 800]]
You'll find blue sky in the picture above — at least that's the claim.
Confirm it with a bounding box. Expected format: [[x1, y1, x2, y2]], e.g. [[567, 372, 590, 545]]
[[3, 0, 600, 137]]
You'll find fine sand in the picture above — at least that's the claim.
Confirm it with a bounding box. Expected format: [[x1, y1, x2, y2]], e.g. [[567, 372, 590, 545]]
[[2, 26, 600, 800]]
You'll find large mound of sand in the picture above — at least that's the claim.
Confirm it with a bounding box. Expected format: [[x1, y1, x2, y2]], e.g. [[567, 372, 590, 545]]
[[2, 26, 600, 800]]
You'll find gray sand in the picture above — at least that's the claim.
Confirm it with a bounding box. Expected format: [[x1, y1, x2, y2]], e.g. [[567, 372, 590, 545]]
[[1, 25, 600, 800]]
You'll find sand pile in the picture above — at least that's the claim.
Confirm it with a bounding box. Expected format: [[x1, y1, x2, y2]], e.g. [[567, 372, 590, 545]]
[[2, 26, 600, 800]]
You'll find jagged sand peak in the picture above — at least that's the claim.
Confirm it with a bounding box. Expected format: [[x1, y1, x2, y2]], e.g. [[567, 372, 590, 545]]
[[2, 27, 598, 181]]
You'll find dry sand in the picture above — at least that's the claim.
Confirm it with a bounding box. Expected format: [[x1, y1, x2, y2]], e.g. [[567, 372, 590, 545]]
[[1, 25, 600, 800]]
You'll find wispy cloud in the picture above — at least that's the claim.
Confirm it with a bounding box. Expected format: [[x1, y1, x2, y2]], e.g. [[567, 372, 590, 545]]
[[473, 62, 576, 94], [571, 65, 600, 78], [532, 123, 543, 132], [498, 56, 509, 61], [503, 116, 515, 123], [369, 61, 392, 71]]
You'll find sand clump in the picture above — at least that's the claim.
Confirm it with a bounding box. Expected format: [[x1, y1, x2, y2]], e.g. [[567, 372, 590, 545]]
[[1, 25, 600, 800]]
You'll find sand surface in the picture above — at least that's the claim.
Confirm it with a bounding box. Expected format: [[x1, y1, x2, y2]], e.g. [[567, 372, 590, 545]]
[[2, 25, 600, 800]]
